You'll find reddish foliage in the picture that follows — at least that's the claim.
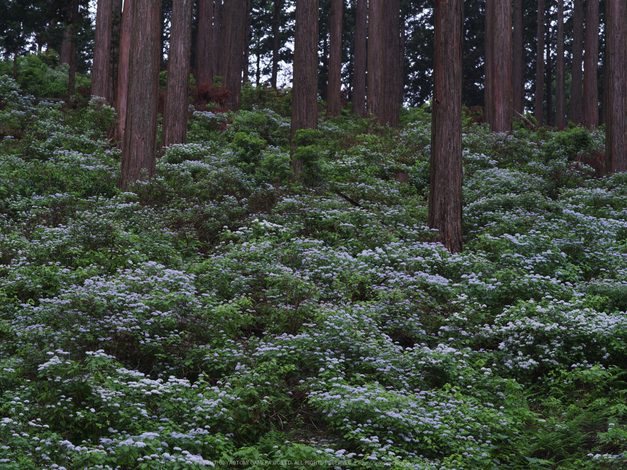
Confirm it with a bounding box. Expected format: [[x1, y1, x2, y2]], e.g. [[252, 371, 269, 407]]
[[575, 149, 606, 176], [192, 81, 232, 112], [464, 106, 485, 124]]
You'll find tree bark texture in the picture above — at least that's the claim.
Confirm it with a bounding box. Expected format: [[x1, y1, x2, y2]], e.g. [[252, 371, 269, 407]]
[[367, 0, 400, 127], [291, 0, 319, 135], [243, 0, 251, 83], [92, 0, 113, 101], [583, 0, 599, 129], [605, 0, 627, 173], [545, 23, 552, 125], [484, 0, 512, 133], [351, 0, 367, 117], [60, 28, 72, 65], [534, 0, 545, 125], [213, 0, 223, 83], [108, 0, 122, 106], [218, 0, 247, 109], [430, 0, 463, 254], [119, 0, 160, 189], [162, 0, 193, 148], [326, 0, 343, 117], [114, 0, 133, 143], [196, 0, 214, 84], [67, 0, 79, 98], [555, 0, 565, 128], [571, 0, 584, 124], [512, 0, 524, 116], [271, 0, 283, 89]]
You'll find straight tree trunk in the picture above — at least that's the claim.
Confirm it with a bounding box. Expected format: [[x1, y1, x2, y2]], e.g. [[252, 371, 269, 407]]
[[162, 0, 193, 148], [512, 0, 524, 116], [92, 0, 113, 101], [326, 0, 343, 117], [484, 0, 512, 133], [271, 0, 283, 89], [292, 0, 319, 133], [555, 0, 565, 128], [196, 0, 214, 84], [605, 0, 627, 173], [571, 0, 584, 124], [114, 0, 132, 143], [67, 0, 79, 98], [213, 0, 223, 84], [429, 0, 463, 254], [583, 0, 599, 129], [119, 0, 160, 189], [108, 0, 122, 106], [367, 0, 400, 127], [291, 0, 319, 177], [351, 0, 367, 117], [243, 0, 251, 83], [60, 28, 72, 65], [218, 0, 247, 109], [535, 0, 545, 125], [545, 25, 552, 125]]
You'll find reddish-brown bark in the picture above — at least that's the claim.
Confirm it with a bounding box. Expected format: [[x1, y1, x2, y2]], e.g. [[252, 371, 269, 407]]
[[484, 0, 512, 132], [429, 0, 463, 254], [605, 0, 627, 173], [67, 0, 79, 98], [271, 0, 283, 89], [92, 0, 113, 101], [583, 0, 599, 129], [367, 0, 400, 127], [512, 0, 524, 116], [291, 0, 318, 134], [571, 0, 584, 124], [114, 0, 132, 143], [351, 0, 367, 117], [60, 28, 72, 65], [534, 0, 545, 125], [119, 0, 160, 189], [162, 0, 193, 148], [326, 0, 343, 117], [196, 0, 214, 84], [555, 0, 565, 128], [217, 0, 247, 109]]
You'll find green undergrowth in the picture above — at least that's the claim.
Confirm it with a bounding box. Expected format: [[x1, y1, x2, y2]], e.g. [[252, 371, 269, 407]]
[[1, 75, 626, 469]]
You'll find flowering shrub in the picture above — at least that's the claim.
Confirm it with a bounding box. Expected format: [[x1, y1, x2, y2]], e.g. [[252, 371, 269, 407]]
[[1, 80, 627, 469]]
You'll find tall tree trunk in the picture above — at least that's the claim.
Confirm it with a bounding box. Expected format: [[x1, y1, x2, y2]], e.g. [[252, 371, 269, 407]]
[[60, 28, 72, 65], [291, 0, 319, 177], [351, 0, 367, 117], [534, 0, 545, 125], [218, 0, 247, 109], [196, 0, 214, 84], [162, 0, 193, 148], [92, 0, 113, 101], [512, 0, 524, 116], [605, 0, 627, 173], [555, 0, 565, 128], [243, 0, 251, 83], [213, 0, 223, 84], [119, 0, 160, 189], [545, 23, 552, 125], [571, 0, 584, 124], [484, 0, 512, 133], [399, 11, 406, 111], [583, 0, 599, 129], [429, 0, 463, 254], [67, 0, 79, 98], [367, 0, 400, 127], [108, 0, 122, 106], [114, 0, 132, 143], [326, 0, 343, 117], [271, 0, 283, 89]]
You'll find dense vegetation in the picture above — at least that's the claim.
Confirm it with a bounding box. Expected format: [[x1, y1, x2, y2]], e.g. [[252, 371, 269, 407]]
[[1, 73, 627, 470]]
